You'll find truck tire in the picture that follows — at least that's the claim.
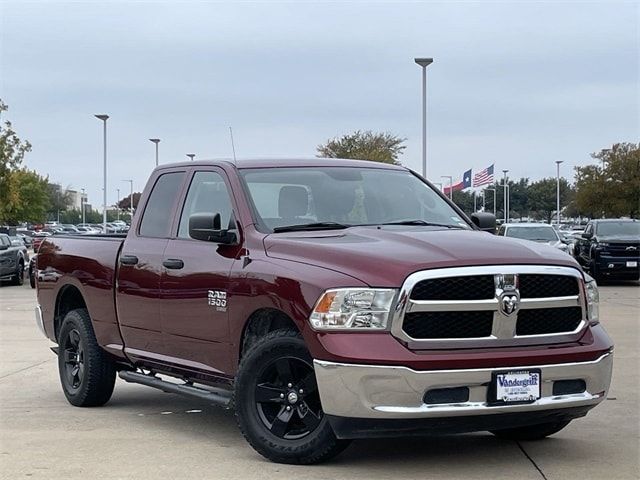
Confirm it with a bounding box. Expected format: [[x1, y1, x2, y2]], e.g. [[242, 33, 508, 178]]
[[11, 260, 24, 286], [57, 308, 116, 407], [234, 329, 350, 464], [490, 420, 571, 441]]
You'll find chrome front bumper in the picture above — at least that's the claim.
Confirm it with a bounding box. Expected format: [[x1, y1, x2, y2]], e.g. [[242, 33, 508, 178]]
[[314, 352, 613, 419]]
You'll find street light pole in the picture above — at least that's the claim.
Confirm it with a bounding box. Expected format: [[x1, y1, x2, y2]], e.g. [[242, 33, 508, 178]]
[[81, 188, 86, 224], [186, 153, 195, 162], [486, 188, 496, 216], [116, 188, 121, 221], [441, 175, 453, 200], [95, 114, 109, 232], [555, 160, 563, 225], [122, 180, 134, 219], [502, 170, 509, 224], [414, 58, 433, 179], [149, 139, 160, 167]]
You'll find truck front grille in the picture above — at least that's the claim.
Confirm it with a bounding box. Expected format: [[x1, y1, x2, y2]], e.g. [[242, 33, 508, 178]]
[[392, 266, 587, 347], [403, 311, 494, 339], [516, 307, 583, 335], [411, 276, 495, 300]]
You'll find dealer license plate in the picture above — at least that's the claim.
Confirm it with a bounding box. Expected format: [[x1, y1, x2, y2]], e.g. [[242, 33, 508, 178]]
[[627, 261, 638, 268], [493, 370, 541, 403]]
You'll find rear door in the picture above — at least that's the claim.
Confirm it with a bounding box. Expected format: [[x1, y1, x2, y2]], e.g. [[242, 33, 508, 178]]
[[116, 170, 187, 364], [0, 235, 14, 275], [159, 168, 243, 375]]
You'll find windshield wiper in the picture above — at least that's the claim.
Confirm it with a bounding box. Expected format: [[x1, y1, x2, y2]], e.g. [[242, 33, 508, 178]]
[[272, 222, 351, 233], [380, 220, 466, 229]]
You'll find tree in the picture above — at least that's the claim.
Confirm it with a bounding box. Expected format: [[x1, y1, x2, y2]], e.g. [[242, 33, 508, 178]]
[[0, 168, 50, 224], [527, 177, 574, 223], [0, 99, 33, 223], [317, 130, 406, 165], [451, 190, 474, 216], [46, 183, 74, 221], [575, 143, 640, 218], [117, 192, 142, 211]]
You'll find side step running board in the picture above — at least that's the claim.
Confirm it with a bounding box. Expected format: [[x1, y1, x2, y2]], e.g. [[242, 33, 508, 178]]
[[118, 370, 232, 408]]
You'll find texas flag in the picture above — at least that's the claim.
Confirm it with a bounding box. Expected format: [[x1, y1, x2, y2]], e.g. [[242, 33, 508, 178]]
[[443, 169, 473, 195], [462, 169, 472, 189]]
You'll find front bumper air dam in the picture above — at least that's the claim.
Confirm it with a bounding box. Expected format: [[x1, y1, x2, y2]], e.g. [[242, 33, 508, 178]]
[[314, 352, 613, 439]]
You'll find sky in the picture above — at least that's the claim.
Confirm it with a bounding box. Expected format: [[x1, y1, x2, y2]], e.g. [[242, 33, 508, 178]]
[[1, 0, 638, 208]]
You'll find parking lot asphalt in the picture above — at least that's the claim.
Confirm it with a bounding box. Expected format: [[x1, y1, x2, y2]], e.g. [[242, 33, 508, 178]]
[[0, 280, 638, 480]]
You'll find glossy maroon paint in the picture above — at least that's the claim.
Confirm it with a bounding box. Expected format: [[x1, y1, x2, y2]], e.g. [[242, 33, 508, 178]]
[[37, 159, 614, 384]]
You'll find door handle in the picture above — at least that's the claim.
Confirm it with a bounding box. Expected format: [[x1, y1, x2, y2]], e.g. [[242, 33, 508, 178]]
[[163, 258, 184, 270], [120, 255, 139, 266]]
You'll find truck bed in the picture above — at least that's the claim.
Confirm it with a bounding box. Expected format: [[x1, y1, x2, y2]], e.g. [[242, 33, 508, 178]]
[[37, 235, 125, 352]]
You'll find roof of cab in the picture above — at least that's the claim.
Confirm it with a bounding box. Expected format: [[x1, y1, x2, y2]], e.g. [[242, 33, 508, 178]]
[[155, 157, 408, 171]]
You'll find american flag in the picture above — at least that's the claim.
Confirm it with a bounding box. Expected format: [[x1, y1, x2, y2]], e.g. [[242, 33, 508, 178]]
[[472, 164, 494, 187]]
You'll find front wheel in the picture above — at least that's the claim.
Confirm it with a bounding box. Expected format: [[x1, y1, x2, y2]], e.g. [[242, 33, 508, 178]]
[[57, 309, 116, 407], [234, 329, 349, 464], [490, 420, 571, 441]]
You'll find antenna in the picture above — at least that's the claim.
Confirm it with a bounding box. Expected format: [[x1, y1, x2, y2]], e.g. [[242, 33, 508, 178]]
[[229, 126, 237, 163]]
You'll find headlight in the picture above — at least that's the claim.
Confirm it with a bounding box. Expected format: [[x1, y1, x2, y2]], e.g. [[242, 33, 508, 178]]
[[309, 288, 396, 330], [584, 273, 599, 325]]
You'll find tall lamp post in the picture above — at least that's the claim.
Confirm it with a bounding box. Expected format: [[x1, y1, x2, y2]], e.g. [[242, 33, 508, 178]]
[[149, 138, 160, 167], [81, 188, 86, 224], [116, 188, 121, 221], [441, 175, 453, 200], [122, 180, 134, 219], [486, 188, 496, 216], [502, 170, 509, 224], [414, 58, 434, 179], [186, 153, 195, 161], [94, 114, 109, 232], [555, 160, 563, 225]]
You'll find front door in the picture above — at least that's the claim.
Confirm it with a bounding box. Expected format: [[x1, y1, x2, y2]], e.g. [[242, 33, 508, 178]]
[[160, 169, 242, 376]]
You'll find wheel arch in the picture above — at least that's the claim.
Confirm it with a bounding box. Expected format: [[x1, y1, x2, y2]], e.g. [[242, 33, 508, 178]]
[[239, 308, 300, 361], [54, 284, 88, 342]]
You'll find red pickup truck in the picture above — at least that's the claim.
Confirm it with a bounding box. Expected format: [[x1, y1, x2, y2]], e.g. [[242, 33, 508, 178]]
[[35, 159, 613, 464]]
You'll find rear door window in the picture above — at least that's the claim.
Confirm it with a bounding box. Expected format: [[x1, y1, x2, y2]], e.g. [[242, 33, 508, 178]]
[[139, 172, 186, 238]]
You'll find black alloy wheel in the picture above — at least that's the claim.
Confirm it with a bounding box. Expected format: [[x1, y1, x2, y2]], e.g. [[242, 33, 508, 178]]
[[254, 356, 322, 439], [62, 329, 85, 391]]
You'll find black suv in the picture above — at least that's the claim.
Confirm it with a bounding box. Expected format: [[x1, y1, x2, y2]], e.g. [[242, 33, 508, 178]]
[[574, 219, 640, 281]]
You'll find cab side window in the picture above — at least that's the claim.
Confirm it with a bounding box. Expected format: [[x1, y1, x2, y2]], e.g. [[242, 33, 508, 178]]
[[139, 172, 186, 238], [497, 225, 506, 236], [178, 171, 234, 239]]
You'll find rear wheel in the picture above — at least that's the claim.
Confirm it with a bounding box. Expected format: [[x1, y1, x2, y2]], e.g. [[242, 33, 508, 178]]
[[58, 308, 116, 407], [490, 420, 571, 441], [235, 329, 349, 464], [11, 260, 24, 286]]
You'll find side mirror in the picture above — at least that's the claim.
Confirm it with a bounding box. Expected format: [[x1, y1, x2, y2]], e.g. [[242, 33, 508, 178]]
[[581, 231, 592, 239], [189, 213, 237, 244], [471, 212, 497, 234]]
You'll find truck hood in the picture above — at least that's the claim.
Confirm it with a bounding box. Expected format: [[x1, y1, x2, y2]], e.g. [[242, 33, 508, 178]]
[[594, 235, 640, 244], [263, 226, 580, 287]]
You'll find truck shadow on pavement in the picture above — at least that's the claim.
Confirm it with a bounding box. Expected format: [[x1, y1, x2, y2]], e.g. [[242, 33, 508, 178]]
[[105, 384, 563, 466]]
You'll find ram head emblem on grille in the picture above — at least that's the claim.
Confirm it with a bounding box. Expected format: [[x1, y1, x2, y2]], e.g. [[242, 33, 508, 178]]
[[496, 273, 520, 316]]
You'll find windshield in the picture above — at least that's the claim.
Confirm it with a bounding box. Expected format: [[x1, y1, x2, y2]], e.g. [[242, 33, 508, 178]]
[[240, 167, 470, 232], [505, 226, 559, 242], [596, 221, 640, 237]]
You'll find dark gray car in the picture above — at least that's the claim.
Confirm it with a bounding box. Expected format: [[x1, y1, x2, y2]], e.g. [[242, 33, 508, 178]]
[[0, 233, 28, 285]]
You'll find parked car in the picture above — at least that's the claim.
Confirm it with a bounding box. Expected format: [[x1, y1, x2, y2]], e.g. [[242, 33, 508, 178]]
[[16, 231, 34, 248], [36, 158, 612, 464], [574, 219, 640, 281], [497, 222, 569, 253], [32, 232, 51, 252], [29, 254, 37, 288], [0, 233, 28, 285]]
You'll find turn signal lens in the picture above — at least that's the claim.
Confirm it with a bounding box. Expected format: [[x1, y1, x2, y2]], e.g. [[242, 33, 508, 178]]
[[584, 273, 600, 325]]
